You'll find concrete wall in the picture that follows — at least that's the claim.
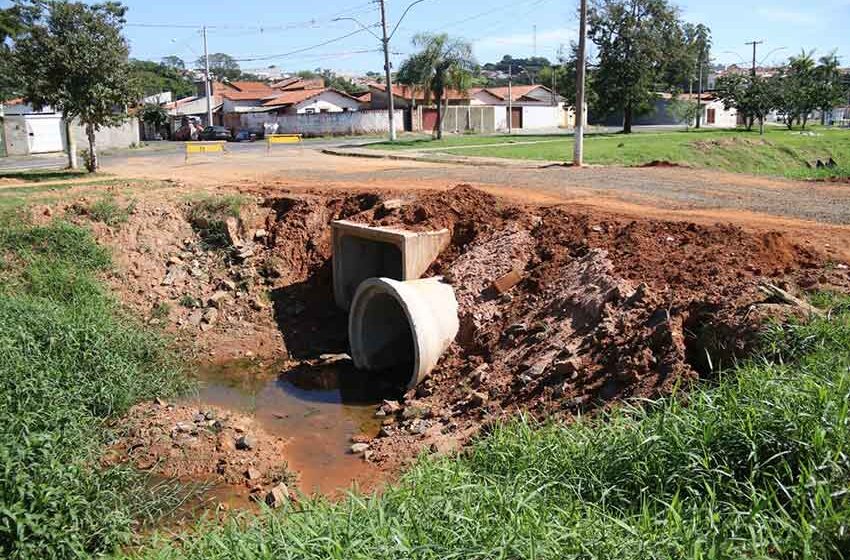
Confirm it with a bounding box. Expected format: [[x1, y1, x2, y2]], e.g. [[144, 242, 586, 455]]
[[2, 114, 140, 156], [415, 106, 497, 134], [2, 116, 32, 155], [69, 118, 140, 152], [241, 109, 404, 136]]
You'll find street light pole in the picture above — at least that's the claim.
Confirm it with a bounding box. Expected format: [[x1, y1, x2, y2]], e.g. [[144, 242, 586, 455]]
[[507, 64, 513, 134], [573, 0, 587, 166], [378, 0, 396, 142], [203, 25, 213, 127]]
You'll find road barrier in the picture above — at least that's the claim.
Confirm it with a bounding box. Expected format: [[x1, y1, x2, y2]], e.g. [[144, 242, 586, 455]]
[[267, 134, 302, 154], [185, 141, 227, 162]]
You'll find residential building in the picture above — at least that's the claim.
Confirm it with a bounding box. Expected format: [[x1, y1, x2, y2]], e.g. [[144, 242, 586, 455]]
[[1, 98, 139, 156]]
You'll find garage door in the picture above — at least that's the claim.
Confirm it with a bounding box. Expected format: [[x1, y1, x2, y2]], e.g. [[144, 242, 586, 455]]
[[26, 115, 64, 153]]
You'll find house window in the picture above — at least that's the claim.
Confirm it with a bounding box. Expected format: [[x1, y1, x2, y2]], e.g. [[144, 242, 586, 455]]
[[305, 108, 316, 114]]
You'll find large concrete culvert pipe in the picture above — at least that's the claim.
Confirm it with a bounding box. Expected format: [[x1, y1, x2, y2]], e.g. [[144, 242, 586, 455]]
[[348, 277, 459, 389]]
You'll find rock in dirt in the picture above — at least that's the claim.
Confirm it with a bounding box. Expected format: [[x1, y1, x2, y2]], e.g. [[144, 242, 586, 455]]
[[236, 435, 256, 450], [492, 269, 523, 295], [265, 483, 289, 508], [381, 400, 402, 415], [350, 443, 370, 454], [468, 391, 488, 408], [319, 353, 351, 364], [208, 291, 229, 308], [245, 466, 261, 480]]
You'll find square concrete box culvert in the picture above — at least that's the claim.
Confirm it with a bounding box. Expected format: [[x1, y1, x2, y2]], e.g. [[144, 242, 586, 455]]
[[331, 220, 451, 310]]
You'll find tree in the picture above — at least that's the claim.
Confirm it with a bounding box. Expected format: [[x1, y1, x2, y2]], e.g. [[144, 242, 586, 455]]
[[0, 3, 38, 101], [161, 55, 185, 71], [668, 95, 700, 129], [196, 52, 241, 81], [715, 73, 775, 134], [15, 1, 139, 171], [588, 0, 689, 133], [813, 52, 846, 125], [130, 59, 195, 99], [140, 102, 168, 137], [396, 33, 475, 139]]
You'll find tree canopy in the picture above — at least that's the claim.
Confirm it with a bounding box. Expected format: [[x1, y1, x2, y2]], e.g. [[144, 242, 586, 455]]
[[396, 33, 476, 139], [130, 59, 195, 99], [14, 0, 139, 171], [588, 0, 707, 132], [196, 52, 241, 81]]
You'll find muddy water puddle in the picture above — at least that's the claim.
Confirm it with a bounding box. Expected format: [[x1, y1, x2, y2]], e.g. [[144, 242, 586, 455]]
[[182, 357, 397, 500]]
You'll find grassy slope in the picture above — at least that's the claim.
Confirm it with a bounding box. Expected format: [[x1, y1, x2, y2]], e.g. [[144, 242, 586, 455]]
[[0, 212, 190, 558], [131, 298, 850, 560], [370, 128, 850, 179]]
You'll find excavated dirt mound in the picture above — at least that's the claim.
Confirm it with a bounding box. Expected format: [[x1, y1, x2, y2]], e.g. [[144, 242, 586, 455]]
[[81, 184, 848, 491], [260, 185, 846, 469]]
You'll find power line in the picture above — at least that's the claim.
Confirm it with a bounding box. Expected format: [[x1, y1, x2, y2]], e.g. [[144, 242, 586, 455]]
[[231, 27, 377, 62]]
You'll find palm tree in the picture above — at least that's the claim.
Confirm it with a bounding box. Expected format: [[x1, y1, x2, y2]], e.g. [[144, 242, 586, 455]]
[[396, 33, 475, 139]]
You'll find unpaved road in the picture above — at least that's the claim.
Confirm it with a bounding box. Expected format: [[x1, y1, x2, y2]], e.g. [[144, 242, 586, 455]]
[[96, 146, 850, 261]]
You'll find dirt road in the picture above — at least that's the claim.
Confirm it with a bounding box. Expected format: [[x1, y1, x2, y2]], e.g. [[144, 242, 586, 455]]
[[100, 146, 850, 261]]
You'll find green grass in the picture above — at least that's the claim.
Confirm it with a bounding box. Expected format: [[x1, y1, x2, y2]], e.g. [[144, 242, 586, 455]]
[[369, 127, 850, 179], [67, 195, 137, 227], [0, 169, 93, 182], [127, 296, 850, 559], [0, 211, 191, 558]]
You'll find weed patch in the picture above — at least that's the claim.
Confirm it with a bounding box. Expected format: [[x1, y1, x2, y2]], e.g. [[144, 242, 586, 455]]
[[68, 195, 137, 227], [185, 194, 246, 249], [0, 214, 190, 558]]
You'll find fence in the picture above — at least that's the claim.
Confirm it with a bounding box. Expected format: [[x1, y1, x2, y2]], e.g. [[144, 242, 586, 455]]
[[241, 109, 405, 137]]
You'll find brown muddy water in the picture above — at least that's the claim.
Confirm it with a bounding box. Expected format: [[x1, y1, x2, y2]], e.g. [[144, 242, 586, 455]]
[[181, 357, 400, 501]]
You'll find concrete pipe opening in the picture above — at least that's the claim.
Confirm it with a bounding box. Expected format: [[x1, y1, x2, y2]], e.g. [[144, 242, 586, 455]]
[[349, 277, 459, 389]]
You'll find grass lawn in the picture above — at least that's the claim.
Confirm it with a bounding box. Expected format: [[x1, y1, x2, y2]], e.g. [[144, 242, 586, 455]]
[[369, 127, 850, 179], [0, 211, 191, 558], [128, 296, 850, 560]]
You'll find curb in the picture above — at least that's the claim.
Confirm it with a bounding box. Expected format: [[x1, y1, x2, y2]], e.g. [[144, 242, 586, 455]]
[[321, 147, 564, 169]]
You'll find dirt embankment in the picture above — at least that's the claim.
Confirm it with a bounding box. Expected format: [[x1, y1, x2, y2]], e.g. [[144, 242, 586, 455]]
[[70, 184, 848, 495]]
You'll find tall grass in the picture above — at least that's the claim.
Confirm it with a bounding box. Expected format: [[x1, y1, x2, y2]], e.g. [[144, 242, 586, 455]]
[[0, 212, 190, 558], [130, 299, 850, 559]]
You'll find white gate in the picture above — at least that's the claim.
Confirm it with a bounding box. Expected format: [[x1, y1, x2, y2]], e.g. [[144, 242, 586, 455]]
[[25, 115, 64, 153]]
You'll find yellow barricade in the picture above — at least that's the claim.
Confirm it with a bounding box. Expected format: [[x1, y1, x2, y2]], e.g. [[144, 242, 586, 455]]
[[267, 134, 303, 154], [185, 141, 227, 162]]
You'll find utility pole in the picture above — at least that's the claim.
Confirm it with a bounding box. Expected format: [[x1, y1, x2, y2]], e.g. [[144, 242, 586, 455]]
[[533, 25, 537, 57], [203, 25, 213, 127], [695, 53, 703, 128], [507, 64, 513, 134], [379, 0, 397, 142], [745, 40, 763, 76], [573, 0, 587, 166]]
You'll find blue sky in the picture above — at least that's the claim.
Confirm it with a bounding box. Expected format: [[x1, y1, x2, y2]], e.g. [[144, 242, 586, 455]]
[[8, 0, 849, 74]]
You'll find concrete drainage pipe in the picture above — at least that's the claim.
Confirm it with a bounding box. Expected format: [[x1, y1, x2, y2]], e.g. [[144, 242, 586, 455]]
[[349, 277, 459, 389]]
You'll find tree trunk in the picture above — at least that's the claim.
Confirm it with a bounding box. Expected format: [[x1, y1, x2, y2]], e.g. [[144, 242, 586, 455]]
[[85, 123, 98, 172], [759, 115, 765, 135], [623, 99, 633, 134], [435, 93, 445, 140], [65, 119, 78, 170], [801, 114, 808, 129], [820, 111, 826, 126], [746, 115, 754, 131]]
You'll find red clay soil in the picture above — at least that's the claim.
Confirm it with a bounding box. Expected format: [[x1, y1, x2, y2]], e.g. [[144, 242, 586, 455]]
[[88, 183, 849, 491], [260, 185, 847, 469]]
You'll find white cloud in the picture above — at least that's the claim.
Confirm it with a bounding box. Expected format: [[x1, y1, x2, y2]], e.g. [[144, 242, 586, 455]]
[[755, 7, 818, 24]]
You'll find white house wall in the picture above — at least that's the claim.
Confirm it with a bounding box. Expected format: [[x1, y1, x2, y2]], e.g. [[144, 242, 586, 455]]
[[241, 109, 403, 136], [293, 91, 362, 114], [521, 105, 563, 129]]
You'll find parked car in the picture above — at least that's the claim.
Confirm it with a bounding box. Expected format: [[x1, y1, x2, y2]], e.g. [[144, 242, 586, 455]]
[[199, 126, 231, 141], [233, 129, 258, 142]]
